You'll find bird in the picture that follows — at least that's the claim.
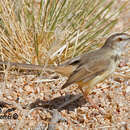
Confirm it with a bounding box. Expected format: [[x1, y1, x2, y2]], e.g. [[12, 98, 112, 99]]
[[53, 32, 130, 110], [0, 33, 129, 112]]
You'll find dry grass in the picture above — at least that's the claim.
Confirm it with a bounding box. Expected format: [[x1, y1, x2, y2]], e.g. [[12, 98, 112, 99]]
[[0, 0, 129, 129], [0, 0, 127, 64]]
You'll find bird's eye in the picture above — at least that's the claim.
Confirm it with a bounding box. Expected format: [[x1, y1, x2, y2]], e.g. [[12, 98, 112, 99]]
[[117, 37, 123, 41]]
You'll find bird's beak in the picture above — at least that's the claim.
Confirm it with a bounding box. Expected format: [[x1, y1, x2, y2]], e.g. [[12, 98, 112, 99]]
[[127, 38, 130, 41], [126, 33, 130, 42], [127, 34, 130, 41], [126, 37, 130, 47]]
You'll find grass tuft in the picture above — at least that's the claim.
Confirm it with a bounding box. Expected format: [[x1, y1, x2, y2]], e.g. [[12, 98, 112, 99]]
[[0, 0, 127, 65]]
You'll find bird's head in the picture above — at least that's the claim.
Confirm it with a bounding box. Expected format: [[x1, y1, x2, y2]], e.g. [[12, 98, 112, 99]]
[[103, 33, 130, 51]]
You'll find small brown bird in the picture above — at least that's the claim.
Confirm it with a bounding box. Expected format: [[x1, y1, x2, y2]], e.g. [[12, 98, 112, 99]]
[[0, 33, 129, 111], [54, 33, 130, 110]]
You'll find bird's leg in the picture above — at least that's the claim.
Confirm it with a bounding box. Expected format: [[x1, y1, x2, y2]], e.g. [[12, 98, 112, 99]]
[[79, 87, 99, 109], [78, 83, 104, 114]]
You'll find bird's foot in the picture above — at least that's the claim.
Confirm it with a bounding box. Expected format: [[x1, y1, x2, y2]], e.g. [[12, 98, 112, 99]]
[[85, 95, 105, 115]]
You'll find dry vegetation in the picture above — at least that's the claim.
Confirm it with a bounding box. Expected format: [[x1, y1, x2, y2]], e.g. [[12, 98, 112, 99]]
[[0, 0, 129, 129]]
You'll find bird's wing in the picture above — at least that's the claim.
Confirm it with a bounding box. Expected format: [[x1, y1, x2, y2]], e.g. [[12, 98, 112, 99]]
[[61, 55, 111, 89], [59, 55, 81, 66]]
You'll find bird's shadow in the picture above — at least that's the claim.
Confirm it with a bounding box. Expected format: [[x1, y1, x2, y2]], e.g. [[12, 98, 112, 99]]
[[29, 94, 87, 111]]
